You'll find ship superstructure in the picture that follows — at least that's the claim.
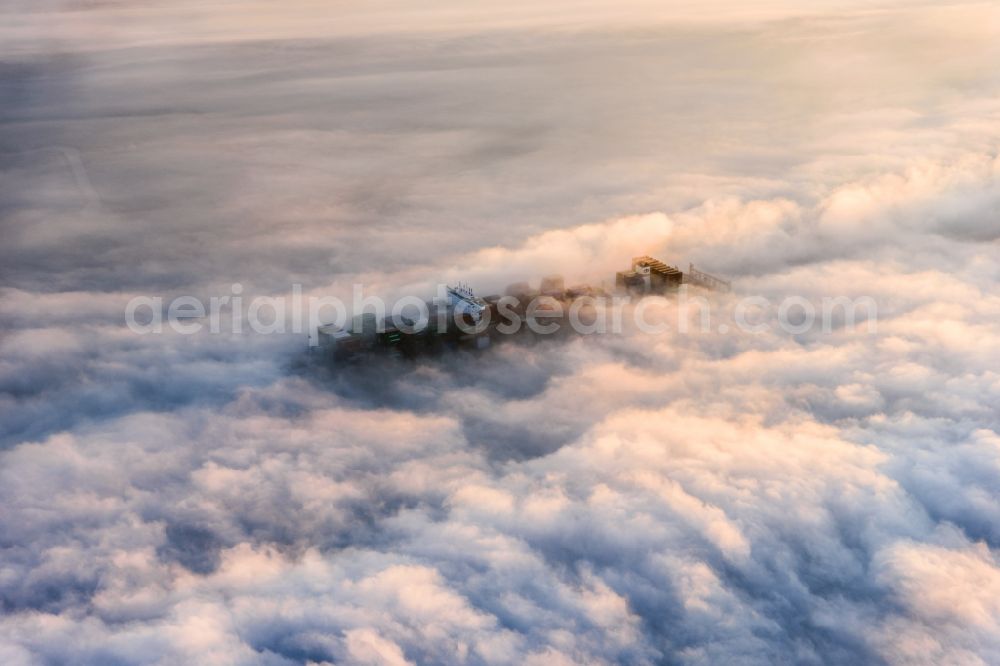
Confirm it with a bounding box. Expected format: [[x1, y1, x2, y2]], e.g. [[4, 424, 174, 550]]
[[446, 282, 487, 323]]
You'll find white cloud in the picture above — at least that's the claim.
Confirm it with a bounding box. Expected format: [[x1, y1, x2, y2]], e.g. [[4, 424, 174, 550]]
[[3, 1, 1000, 663]]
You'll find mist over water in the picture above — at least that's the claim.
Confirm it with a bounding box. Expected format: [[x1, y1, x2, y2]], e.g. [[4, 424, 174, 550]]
[[2, 1, 1000, 664]]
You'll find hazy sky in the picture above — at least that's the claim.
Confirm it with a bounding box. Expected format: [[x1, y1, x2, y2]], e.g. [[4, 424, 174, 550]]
[[1, 1, 999, 664]]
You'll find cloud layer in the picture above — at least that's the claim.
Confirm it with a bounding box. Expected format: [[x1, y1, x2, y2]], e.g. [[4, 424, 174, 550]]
[[2, 1, 1000, 664]]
